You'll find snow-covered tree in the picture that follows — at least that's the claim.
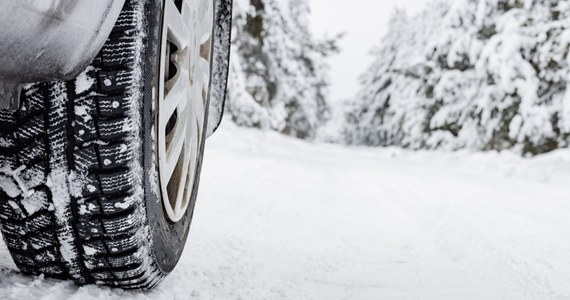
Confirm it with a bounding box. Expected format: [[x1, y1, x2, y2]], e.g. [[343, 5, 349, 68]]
[[228, 0, 339, 139], [345, 0, 570, 155]]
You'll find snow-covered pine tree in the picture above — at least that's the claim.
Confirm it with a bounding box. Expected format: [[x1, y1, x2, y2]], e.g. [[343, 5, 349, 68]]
[[228, 0, 339, 139], [346, 0, 570, 155]]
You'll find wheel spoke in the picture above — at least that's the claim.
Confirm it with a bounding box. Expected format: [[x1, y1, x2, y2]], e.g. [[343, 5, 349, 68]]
[[193, 57, 210, 93], [192, 58, 210, 129], [186, 122, 200, 189], [165, 112, 188, 180], [191, 88, 205, 138], [198, 0, 214, 43], [180, 0, 193, 25], [165, 0, 191, 50], [173, 144, 191, 215], [161, 69, 190, 129]]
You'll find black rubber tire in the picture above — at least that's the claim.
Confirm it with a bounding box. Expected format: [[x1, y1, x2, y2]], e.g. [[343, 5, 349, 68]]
[[0, 0, 208, 289]]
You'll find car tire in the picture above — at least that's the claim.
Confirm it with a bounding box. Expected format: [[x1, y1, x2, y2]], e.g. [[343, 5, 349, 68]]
[[0, 0, 217, 289]]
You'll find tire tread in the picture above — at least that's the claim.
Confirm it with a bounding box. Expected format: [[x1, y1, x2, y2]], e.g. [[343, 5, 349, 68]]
[[0, 0, 164, 289]]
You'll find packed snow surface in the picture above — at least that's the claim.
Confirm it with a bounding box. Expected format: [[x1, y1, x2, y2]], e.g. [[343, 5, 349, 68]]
[[0, 123, 569, 299]]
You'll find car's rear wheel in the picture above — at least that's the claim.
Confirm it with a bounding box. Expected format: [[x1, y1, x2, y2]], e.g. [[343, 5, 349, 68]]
[[0, 0, 216, 289]]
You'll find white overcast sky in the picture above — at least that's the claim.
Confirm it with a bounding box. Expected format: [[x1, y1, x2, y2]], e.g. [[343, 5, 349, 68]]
[[310, 0, 433, 103]]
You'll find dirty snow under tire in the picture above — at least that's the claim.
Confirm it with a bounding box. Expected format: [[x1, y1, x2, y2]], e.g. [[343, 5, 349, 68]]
[[0, 0, 208, 289]]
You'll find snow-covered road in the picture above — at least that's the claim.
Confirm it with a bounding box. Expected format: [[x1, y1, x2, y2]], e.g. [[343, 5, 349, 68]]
[[0, 124, 569, 299]]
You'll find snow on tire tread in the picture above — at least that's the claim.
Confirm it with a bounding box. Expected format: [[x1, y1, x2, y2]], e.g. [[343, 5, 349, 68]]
[[0, 0, 163, 289]]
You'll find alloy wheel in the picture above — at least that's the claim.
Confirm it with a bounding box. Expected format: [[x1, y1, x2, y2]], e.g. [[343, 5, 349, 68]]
[[158, 0, 214, 222]]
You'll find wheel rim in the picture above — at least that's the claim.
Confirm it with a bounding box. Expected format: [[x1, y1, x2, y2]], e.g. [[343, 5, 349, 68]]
[[158, 0, 214, 223]]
